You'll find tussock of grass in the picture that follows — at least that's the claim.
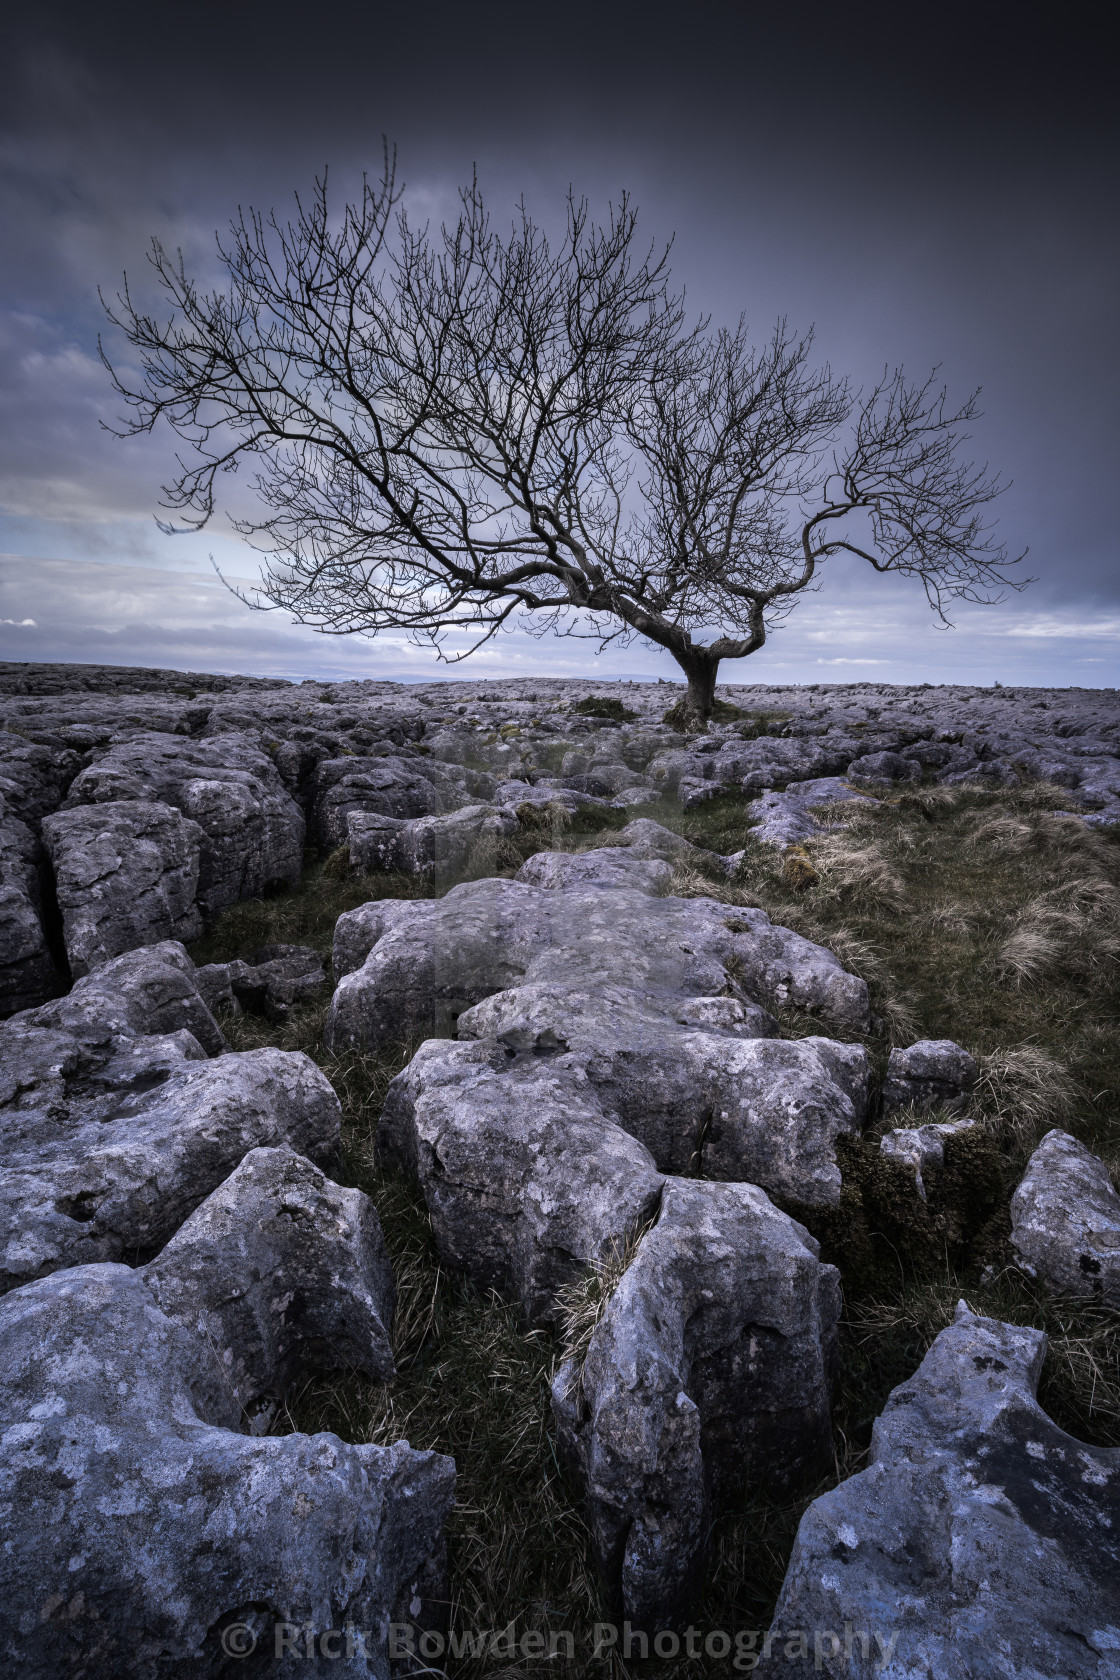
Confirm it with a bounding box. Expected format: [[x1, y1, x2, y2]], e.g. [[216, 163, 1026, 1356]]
[[554, 1215, 658, 1381], [974, 1045, 1080, 1147]]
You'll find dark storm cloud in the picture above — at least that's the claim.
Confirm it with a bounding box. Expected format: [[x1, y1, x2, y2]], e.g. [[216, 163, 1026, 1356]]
[[1, 1, 1116, 681]]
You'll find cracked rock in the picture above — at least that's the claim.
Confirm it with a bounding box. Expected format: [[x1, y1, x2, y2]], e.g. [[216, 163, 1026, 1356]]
[[379, 1038, 665, 1327], [879, 1116, 977, 1200], [144, 1145, 396, 1419], [0, 1236, 451, 1678], [41, 799, 204, 976], [347, 802, 518, 880], [552, 1179, 840, 1627], [760, 1303, 1120, 1678], [328, 875, 870, 1052], [1011, 1129, 1120, 1308]]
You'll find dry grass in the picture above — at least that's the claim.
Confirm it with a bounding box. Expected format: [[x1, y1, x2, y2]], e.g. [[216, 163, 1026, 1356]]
[[554, 1216, 658, 1381], [974, 1044, 1080, 1148]]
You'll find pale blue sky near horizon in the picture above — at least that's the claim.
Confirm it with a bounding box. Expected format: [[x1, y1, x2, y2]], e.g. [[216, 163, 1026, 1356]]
[[2, 2, 1116, 690]]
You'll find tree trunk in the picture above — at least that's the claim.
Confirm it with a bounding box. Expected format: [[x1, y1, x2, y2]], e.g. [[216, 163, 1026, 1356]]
[[671, 650, 720, 731]]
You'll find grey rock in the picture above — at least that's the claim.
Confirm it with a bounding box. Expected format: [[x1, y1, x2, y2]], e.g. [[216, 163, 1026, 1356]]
[[144, 1145, 396, 1419], [0, 1260, 453, 1679], [0, 1042, 341, 1292], [1011, 1129, 1120, 1308], [0, 803, 55, 1016], [41, 799, 204, 976], [761, 1303, 1120, 1679], [456, 987, 863, 1200], [312, 753, 444, 848], [744, 777, 878, 849], [879, 1116, 977, 1199], [617, 817, 728, 872], [882, 1038, 979, 1116], [348, 802, 518, 881], [552, 1179, 840, 1626], [200, 944, 328, 1023], [378, 1037, 665, 1327], [66, 730, 304, 915], [515, 847, 673, 895], [10, 938, 228, 1056], [328, 876, 870, 1052], [846, 750, 922, 785]]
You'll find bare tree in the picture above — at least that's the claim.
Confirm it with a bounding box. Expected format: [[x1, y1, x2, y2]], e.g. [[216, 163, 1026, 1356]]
[[103, 156, 1025, 726]]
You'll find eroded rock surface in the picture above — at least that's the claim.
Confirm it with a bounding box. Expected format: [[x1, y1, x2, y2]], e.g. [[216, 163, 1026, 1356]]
[[761, 1303, 1120, 1678], [328, 875, 870, 1049], [1011, 1129, 1120, 1308], [41, 799, 203, 975], [0, 1158, 452, 1679], [881, 1038, 979, 1116], [553, 1180, 840, 1627]]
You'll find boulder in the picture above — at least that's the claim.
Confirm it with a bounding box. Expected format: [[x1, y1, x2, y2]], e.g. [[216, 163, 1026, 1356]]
[[881, 1038, 979, 1116], [1011, 1129, 1120, 1309], [41, 799, 203, 976], [0, 802, 55, 1016], [846, 750, 922, 785], [327, 876, 870, 1052], [66, 730, 304, 914], [515, 848, 673, 895], [760, 1303, 1120, 1678], [0, 1256, 452, 1676], [744, 777, 878, 849], [378, 1038, 665, 1327], [0, 1044, 341, 1292], [347, 802, 517, 881], [144, 1145, 396, 1419], [202, 943, 328, 1024], [552, 1179, 840, 1627], [879, 1116, 977, 1200], [617, 817, 728, 872], [312, 753, 444, 849], [11, 938, 228, 1056], [455, 986, 863, 1200]]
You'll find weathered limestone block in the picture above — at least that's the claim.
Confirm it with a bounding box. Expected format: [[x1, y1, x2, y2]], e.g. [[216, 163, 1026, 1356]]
[[879, 1116, 977, 1200], [201, 943, 328, 1024], [744, 777, 878, 849], [41, 799, 203, 975], [515, 847, 673, 895], [378, 1038, 665, 1327], [0, 1260, 452, 1678], [144, 1145, 396, 1416], [15, 938, 228, 1055], [327, 876, 869, 1052], [0, 1044, 341, 1292], [1011, 1129, 1120, 1309], [66, 730, 304, 914], [0, 801, 54, 1016], [760, 1304, 1120, 1678], [881, 1037, 978, 1116], [348, 803, 517, 880], [846, 749, 922, 785], [312, 753, 445, 849], [552, 1180, 840, 1627], [455, 986, 862, 1201]]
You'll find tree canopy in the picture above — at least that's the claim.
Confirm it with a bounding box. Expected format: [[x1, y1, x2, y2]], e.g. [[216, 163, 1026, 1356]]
[[103, 154, 1025, 723]]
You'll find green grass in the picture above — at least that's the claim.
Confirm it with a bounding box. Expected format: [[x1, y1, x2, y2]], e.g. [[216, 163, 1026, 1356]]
[[189, 778, 1120, 1675]]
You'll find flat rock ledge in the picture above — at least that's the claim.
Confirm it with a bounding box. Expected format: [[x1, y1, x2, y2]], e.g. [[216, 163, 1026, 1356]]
[[759, 1303, 1120, 1679], [0, 1147, 454, 1679]]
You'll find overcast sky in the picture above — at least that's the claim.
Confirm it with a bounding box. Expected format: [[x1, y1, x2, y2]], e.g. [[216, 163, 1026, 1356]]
[[2, 1, 1116, 687]]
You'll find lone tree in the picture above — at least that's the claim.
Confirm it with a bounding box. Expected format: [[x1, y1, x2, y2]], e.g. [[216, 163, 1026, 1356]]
[[103, 155, 1024, 726]]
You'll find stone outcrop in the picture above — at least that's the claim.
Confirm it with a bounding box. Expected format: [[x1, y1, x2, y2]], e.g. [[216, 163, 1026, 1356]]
[[1011, 1129, 1120, 1308], [64, 730, 305, 916], [879, 1116, 977, 1200], [0, 795, 55, 1014], [41, 799, 204, 975], [144, 1145, 397, 1416], [881, 1037, 979, 1116], [553, 1180, 840, 1627], [328, 873, 870, 1050], [195, 943, 327, 1024], [348, 802, 518, 880], [761, 1303, 1120, 1678], [0, 1156, 453, 1679], [380, 1038, 665, 1327], [0, 943, 340, 1292]]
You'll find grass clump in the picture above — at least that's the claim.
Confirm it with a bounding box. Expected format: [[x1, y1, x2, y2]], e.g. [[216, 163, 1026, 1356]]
[[571, 696, 639, 722]]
